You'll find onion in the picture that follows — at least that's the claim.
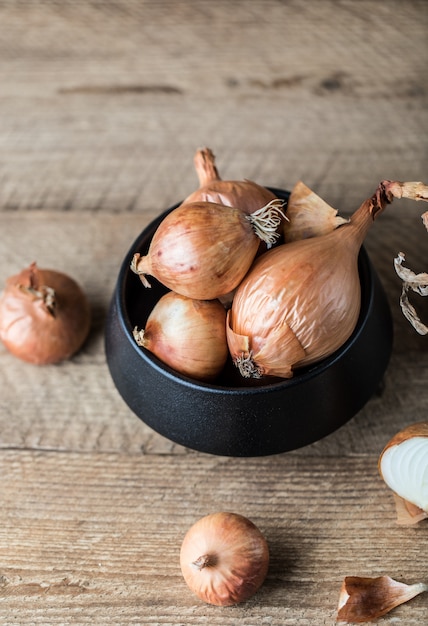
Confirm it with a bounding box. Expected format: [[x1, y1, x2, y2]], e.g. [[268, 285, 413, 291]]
[[378, 421, 428, 525], [227, 180, 428, 379], [180, 512, 269, 606], [183, 148, 287, 274], [131, 199, 285, 301], [183, 147, 279, 215], [0, 262, 91, 365], [337, 575, 428, 622], [133, 291, 228, 381]]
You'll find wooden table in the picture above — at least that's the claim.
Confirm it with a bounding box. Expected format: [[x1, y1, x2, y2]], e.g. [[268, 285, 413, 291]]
[[1, 1, 427, 624]]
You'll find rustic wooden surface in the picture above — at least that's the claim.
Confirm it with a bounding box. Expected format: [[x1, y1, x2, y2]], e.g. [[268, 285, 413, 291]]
[[0, 1, 427, 624]]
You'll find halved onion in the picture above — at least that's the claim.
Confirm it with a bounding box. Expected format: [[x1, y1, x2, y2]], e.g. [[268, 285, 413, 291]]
[[378, 422, 428, 524]]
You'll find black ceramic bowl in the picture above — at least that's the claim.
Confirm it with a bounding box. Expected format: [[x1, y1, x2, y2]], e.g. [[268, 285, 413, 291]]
[[105, 189, 393, 457]]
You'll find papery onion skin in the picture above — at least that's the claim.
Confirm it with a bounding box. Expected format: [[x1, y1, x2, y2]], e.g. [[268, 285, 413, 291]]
[[394, 251, 428, 335], [133, 291, 228, 381], [183, 147, 279, 216], [180, 512, 269, 606], [283, 180, 348, 242], [337, 575, 428, 622], [0, 262, 91, 365], [227, 216, 364, 379], [182, 147, 283, 258], [184, 179, 278, 215], [131, 201, 272, 300], [227, 180, 428, 379], [378, 421, 428, 524]]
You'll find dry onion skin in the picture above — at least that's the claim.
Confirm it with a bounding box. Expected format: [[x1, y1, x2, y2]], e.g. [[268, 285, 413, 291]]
[[227, 180, 428, 379], [180, 512, 269, 606], [394, 211, 428, 334], [283, 180, 349, 242], [131, 199, 285, 301], [133, 291, 228, 381], [378, 421, 428, 525], [183, 147, 280, 216], [0, 262, 91, 365], [337, 575, 428, 623]]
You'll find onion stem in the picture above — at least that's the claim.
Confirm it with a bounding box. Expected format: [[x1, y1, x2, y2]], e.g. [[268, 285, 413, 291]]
[[18, 283, 56, 317], [194, 147, 221, 186], [192, 554, 216, 570]]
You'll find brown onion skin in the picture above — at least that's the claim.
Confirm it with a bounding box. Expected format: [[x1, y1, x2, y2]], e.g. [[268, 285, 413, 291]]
[[0, 263, 91, 365], [337, 576, 428, 623], [182, 147, 281, 255], [183, 179, 278, 216], [135, 291, 228, 381], [227, 230, 362, 378], [283, 180, 348, 242], [180, 512, 269, 606], [184, 147, 278, 216], [132, 201, 260, 300]]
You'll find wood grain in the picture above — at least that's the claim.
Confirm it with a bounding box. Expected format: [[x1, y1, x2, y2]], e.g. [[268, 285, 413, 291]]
[[0, 451, 427, 625], [0, 0, 426, 214], [0, 1, 427, 623]]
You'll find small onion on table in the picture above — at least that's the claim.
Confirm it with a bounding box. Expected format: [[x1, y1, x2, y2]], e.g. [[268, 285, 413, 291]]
[[0, 262, 90, 365], [180, 512, 269, 606]]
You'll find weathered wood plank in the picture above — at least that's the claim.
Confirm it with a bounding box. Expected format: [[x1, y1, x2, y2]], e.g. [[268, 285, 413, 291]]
[[0, 1, 427, 622], [0, 450, 426, 624], [0, 0, 426, 214]]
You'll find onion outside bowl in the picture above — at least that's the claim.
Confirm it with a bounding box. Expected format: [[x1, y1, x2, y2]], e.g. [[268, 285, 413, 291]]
[[105, 189, 393, 457]]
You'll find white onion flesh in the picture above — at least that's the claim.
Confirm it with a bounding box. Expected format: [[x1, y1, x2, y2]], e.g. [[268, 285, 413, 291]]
[[380, 437, 428, 512]]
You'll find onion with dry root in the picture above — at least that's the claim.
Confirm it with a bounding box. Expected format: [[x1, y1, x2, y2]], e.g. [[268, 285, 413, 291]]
[[182, 147, 280, 216], [227, 180, 428, 379], [133, 291, 228, 381], [180, 512, 269, 606], [378, 421, 428, 525], [131, 199, 285, 301], [337, 575, 428, 623], [0, 262, 91, 365]]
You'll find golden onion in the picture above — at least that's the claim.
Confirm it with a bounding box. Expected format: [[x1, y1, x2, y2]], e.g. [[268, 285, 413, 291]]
[[227, 180, 428, 379], [131, 199, 285, 300]]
